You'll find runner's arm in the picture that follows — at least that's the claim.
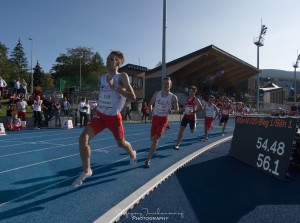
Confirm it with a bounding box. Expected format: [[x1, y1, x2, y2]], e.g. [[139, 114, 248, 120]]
[[194, 98, 203, 113], [170, 95, 179, 114], [148, 91, 158, 120], [109, 72, 136, 101]]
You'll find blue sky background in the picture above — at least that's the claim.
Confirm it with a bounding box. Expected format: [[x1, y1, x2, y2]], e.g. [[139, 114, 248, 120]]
[[1, 0, 300, 73]]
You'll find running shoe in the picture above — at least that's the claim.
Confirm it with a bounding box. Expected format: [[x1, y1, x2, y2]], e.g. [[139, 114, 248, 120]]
[[145, 160, 151, 168], [221, 133, 224, 136], [204, 138, 208, 142], [72, 170, 93, 188], [173, 145, 180, 150], [130, 151, 137, 168]]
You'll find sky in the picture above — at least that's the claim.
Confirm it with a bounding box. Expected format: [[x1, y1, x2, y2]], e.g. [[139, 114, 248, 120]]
[[1, 0, 300, 73]]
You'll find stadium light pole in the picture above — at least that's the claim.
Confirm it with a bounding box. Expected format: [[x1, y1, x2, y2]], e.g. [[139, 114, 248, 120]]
[[79, 56, 82, 91], [293, 53, 300, 106], [28, 38, 33, 95], [161, 0, 167, 87], [253, 22, 267, 113]]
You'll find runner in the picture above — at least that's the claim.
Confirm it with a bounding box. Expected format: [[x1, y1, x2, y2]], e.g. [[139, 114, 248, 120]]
[[173, 86, 203, 150], [72, 51, 137, 188], [145, 77, 178, 168], [219, 97, 231, 136], [204, 95, 218, 142], [235, 102, 244, 120]]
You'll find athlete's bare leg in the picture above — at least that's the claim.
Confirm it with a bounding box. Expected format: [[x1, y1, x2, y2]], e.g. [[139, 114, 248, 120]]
[[117, 139, 135, 157], [146, 135, 160, 162], [78, 126, 95, 173], [176, 126, 186, 146]]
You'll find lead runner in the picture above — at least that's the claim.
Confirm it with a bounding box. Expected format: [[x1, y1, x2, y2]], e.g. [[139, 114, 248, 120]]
[[72, 51, 137, 187]]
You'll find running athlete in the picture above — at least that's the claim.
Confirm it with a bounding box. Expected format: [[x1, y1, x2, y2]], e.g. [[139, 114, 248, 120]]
[[204, 95, 218, 142], [173, 86, 202, 150], [145, 77, 179, 168], [235, 102, 244, 120], [72, 51, 137, 188], [219, 97, 231, 136]]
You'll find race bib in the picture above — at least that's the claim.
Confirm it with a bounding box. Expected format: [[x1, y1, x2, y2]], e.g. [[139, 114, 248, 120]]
[[154, 103, 169, 115], [222, 110, 229, 115], [185, 106, 194, 115], [99, 89, 112, 112]]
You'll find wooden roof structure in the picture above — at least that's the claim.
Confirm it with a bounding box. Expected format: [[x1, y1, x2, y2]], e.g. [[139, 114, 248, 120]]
[[145, 45, 259, 89]]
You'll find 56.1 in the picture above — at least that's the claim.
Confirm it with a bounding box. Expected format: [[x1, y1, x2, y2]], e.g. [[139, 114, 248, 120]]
[[256, 153, 279, 176]]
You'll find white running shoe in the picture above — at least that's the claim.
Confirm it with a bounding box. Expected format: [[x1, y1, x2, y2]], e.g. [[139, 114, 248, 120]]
[[221, 133, 224, 136], [72, 170, 93, 188], [130, 151, 137, 168]]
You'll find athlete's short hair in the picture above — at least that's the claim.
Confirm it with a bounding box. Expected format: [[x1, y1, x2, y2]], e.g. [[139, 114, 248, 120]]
[[110, 50, 125, 66], [163, 77, 171, 82], [189, 86, 197, 92]]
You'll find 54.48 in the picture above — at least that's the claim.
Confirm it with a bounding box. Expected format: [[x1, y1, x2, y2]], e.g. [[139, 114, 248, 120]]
[[256, 137, 285, 156]]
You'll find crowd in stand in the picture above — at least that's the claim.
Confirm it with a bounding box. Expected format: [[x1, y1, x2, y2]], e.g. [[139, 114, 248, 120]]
[[0, 76, 99, 131], [1, 75, 251, 132]]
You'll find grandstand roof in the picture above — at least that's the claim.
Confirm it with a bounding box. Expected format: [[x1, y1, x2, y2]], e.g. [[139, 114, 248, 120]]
[[145, 45, 259, 88]]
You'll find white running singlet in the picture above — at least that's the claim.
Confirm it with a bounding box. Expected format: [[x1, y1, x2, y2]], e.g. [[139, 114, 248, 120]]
[[153, 91, 173, 117], [97, 73, 126, 116], [205, 103, 215, 118]]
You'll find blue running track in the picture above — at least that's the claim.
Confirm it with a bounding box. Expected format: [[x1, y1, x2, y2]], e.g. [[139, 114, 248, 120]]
[[1, 119, 237, 222]]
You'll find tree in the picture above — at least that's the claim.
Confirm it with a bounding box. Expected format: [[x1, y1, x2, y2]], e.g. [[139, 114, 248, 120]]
[[51, 47, 106, 87], [10, 39, 29, 81], [0, 42, 14, 84], [33, 61, 45, 88], [44, 73, 55, 90], [155, 61, 162, 68]]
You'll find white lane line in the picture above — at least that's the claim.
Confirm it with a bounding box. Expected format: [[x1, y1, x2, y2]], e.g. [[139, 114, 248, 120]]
[[95, 136, 233, 223], [0, 131, 154, 158], [0, 125, 150, 143], [0, 133, 179, 174], [0, 154, 137, 208]]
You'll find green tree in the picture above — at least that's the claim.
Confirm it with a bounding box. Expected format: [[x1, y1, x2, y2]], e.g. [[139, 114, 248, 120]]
[[0, 42, 14, 84], [52, 47, 106, 87], [44, 73, 55, 90], [33, 61, 45, 88], [10, 39, 29, 82]]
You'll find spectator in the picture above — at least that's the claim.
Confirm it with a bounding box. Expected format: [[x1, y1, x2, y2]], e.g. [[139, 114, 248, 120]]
[[14, 77, 21, 96], [32, 95, 43, 129], [54, 99, 61, 127], [6, 114, 23, 131], [20, 79, 27, 98], [124, 104, 131, 121], [6, 105, 13, 126], [86, 101, 91, 123], [91, 99, 97, 119], [0, 76, 7, 99], [42, 96, 54, 127], [9, 93, 20, 105], [17, 96, 28, 121], [78, 97, 88, 127], [62, 97, 71, 116], [141, 101, 149, 123]]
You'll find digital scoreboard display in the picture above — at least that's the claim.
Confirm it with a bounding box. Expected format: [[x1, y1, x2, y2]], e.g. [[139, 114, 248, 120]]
[[229, 116, 297, 181]]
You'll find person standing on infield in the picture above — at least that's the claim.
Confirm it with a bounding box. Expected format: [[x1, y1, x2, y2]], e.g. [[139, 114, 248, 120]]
[[204, 95, 218, 142], [173, 86, 203, 150], [72, 51, 137, 187], [145, 77, 179, 168]]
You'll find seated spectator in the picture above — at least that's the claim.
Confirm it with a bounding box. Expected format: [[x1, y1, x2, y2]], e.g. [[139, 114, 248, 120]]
[[6, 114, 23, 131]]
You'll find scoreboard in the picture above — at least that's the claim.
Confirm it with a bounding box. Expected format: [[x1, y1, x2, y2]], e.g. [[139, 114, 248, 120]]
[[229, 116, 297, 181]]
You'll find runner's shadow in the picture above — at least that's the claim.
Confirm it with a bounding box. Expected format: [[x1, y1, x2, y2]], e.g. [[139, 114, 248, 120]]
[[176, 156, 300, 223], [0, 179, 115, 221]]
